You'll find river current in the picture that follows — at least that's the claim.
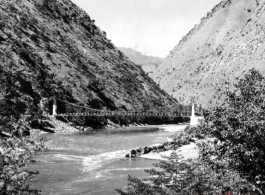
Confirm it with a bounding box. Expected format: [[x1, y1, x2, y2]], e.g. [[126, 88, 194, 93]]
[[29, 125, 185, 195]]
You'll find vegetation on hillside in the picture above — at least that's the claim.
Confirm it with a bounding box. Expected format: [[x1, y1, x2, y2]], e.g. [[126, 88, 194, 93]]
[[118, 69, 265, 195], [0, 0, 181, 129]]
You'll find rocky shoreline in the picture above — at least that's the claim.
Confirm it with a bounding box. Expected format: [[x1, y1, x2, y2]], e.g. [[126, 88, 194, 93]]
[[125, 126, 203, 160]]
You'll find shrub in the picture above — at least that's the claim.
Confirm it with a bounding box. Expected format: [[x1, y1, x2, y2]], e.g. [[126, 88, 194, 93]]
[[184, 126, 197, 134], [0, 119, 46, 194], [196, 69, 265, 194], [117, 69, 265, 195], [116, 152, 254, 195]]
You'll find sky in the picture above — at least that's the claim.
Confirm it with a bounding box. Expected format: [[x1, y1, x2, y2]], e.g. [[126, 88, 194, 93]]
[[72, 0, 222, 58]]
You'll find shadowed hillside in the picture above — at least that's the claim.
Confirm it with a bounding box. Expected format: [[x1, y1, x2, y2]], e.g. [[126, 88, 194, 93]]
[[151, 0, 265, 107], [118, 47, 164, 74], [0, 0, 179, 128]]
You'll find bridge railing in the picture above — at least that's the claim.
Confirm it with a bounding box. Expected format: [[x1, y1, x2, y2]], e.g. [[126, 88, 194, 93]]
[[56, 111, 193, 117]]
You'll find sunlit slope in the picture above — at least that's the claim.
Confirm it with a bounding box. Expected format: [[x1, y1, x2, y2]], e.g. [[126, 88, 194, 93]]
[[152, 0, 265, 106]]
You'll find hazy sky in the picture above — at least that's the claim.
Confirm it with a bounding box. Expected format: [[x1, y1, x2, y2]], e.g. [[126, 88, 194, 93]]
[[72, 0, 222, 58]]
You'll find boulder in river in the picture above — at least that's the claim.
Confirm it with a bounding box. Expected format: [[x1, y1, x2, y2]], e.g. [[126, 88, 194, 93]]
[[152, 146, 157, 152], [143, 147, 152, 154], [136, 148, 143, 156], [157, 145, 165, 152], [130, 149, 137, 157]]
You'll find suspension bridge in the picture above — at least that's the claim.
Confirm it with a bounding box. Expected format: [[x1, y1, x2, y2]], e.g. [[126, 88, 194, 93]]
[[40, 97, 203, 119]]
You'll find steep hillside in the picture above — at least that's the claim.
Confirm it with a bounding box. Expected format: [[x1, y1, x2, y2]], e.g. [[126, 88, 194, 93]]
[[152, 0, 265, 107], [118, 47, 164, 74], [0, 0, 178, 128]]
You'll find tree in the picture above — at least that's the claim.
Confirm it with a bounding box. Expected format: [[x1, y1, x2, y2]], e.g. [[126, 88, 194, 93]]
[[117, 152, 253, 195], [117, 69, 264, 195], [197, 69, 265, 194], [117, 153, 203, 195], [0, 119, 46, 195]]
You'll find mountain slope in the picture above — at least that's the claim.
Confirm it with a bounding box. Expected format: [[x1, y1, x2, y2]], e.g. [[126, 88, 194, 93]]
[[151, 0, 265, 106], [118, 47, 164, 74], [0, 0, 178, 127]]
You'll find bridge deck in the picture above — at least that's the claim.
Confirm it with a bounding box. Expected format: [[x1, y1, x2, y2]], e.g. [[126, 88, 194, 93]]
[[57, 112, 191, 117]]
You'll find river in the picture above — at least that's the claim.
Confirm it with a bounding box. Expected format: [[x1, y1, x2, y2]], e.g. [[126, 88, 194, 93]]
[[29, 125, 187, 195]]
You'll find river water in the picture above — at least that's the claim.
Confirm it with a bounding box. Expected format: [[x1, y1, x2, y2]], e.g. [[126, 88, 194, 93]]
[[29, 125, 186, 195]]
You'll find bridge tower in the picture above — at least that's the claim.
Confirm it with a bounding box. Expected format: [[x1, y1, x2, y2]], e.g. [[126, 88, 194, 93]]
[[52, 97, 57, 117], [190, 97, 203, 126], [191, 102, 195, 117]]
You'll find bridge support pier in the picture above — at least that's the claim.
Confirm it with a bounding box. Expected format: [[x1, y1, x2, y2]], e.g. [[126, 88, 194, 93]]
[[52, 97, 57, 117], [190, 103, 203, 126]]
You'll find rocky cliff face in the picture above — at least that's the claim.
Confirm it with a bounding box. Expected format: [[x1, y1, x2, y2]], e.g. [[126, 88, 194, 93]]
[[151, 0, 265, 107], [118, 47, 164, 74], [0, 0, 178, 127]]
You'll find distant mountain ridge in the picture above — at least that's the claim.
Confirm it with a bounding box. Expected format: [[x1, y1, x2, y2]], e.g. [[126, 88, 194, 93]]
[[118, 47, 164, 74], [151, 0, 265, 107]]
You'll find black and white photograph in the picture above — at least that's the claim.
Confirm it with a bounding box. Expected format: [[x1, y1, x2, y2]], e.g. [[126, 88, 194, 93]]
[[0, 0, 264, 194]]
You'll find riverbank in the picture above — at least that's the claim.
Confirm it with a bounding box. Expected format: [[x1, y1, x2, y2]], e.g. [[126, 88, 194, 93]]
[[126, 124, 200, 161], [140, 142, 199, 161], [157, 124, 189, 132], [33, 116, 189, 135], [103, 119, 189, 130]]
